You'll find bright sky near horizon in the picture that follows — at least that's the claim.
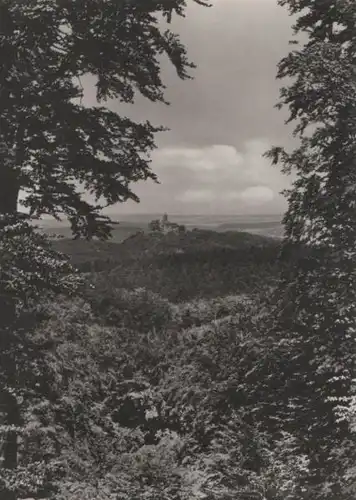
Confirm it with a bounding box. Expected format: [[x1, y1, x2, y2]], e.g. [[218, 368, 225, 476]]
[[82, 0, 297, 216]]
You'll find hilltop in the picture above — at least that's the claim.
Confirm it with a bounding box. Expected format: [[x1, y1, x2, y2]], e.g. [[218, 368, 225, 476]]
[[40, 213, 284, 241], [53, 228, 283, 302]]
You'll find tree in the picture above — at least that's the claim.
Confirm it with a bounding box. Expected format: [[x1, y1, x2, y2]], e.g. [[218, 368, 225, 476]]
[[0, 0, 210, 238], [265, 1, 356, 498], [0, 0, 210, 496], [0, 220, 81, 499]]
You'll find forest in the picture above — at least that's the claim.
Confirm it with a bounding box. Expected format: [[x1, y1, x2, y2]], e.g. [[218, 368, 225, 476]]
[[3, 228, 297, 499], [0, 0, 356, 499]]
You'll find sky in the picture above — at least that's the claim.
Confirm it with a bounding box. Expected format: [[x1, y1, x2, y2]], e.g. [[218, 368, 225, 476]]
[[84, 0, 297, 216]]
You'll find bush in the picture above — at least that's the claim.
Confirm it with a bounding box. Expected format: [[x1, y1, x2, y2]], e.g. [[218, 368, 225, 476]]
[[172, 294, 253, 329], [88, 283, 173, 333]]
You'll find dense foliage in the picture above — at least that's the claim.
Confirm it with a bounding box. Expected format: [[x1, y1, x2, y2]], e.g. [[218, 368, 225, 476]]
[[57, 229, 283, 302], [0, 220, 298, 499], [264, 0, 356, 498], [0, 219, 81, 499], [9, 286, 308, 500]]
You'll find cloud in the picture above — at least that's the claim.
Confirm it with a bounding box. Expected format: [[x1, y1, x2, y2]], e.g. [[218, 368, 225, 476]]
[[236, 186, 275, 205], [105, 138, 292, 215], [159, 145, 244, 172], [177, 189, 215, 203]]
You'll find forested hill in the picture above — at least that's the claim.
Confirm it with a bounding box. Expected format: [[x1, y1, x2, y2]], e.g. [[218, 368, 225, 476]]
[[53, 229, 283, 302]]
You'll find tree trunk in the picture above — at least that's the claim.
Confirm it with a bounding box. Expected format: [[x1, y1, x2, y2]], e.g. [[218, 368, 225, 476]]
[[0, 166, 20, 500]]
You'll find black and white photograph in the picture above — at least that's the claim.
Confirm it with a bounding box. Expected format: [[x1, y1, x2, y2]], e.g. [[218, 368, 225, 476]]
[[0, 0, 355, 499]]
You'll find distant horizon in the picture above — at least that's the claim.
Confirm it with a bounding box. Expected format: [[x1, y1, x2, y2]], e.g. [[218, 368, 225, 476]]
[[37, 213, 284, 233], [105, 212, 284, 219], [39, 212, 284, 222]]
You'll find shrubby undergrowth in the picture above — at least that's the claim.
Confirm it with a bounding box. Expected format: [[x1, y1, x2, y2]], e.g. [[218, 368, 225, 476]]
[[8, 276, 306, 499], [0, 217, 302, 499], [0, 219, 351, 499]]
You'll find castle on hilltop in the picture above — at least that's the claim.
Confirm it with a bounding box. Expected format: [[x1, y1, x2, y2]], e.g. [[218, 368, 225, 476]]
[[148, 213, 186, 234]]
